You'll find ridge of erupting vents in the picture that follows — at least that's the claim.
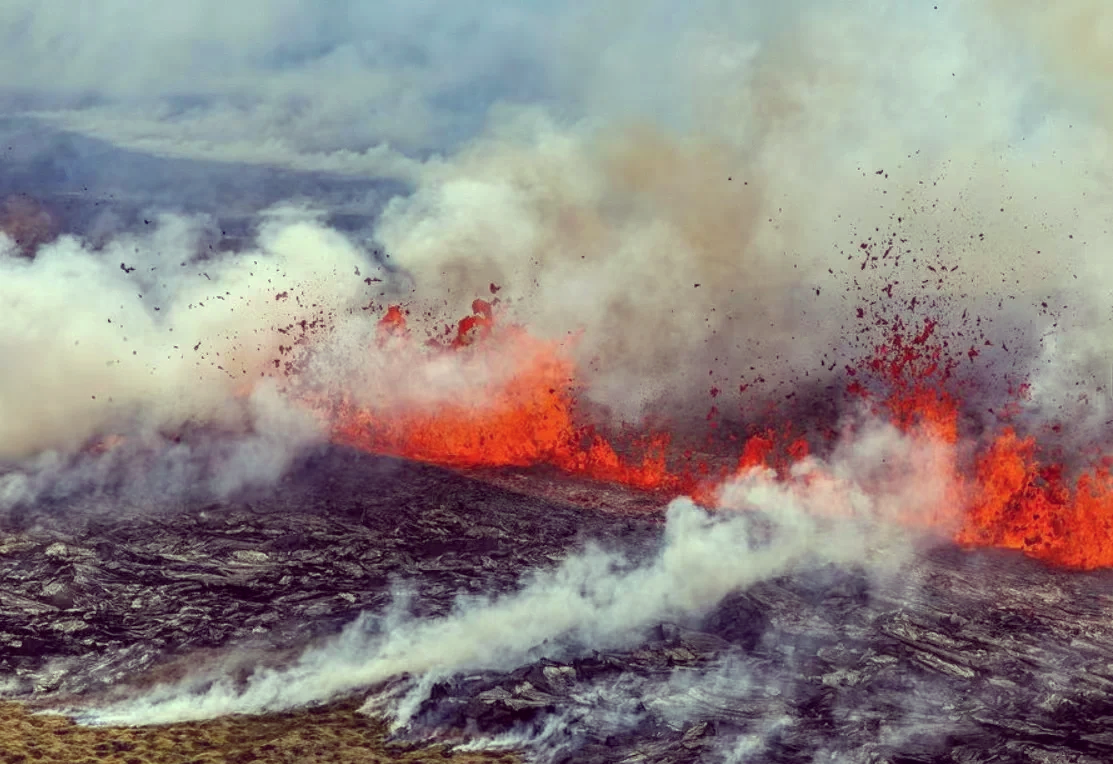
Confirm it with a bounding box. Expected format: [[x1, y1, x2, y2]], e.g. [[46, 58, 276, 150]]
[[327, 299, 1113, 570]]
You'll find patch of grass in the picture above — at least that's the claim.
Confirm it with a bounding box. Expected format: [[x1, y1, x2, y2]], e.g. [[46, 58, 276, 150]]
[[0, 700, 520, 764]]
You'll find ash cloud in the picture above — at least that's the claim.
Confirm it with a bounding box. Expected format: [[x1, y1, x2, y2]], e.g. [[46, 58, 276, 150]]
[[365, 0, 1113, 426], [980, 0, 1113, 102], [6, 2, 1113, 759]]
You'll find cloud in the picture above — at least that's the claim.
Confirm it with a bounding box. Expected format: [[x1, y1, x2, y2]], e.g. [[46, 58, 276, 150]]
[[0, 0, 558, 177], [8, 0, 1113, 455]]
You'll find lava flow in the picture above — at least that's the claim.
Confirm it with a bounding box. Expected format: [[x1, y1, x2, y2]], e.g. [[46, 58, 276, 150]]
[[852, 321, 1113, 570], [332, 302, 1113, 571], [333, 300, 689, 492]]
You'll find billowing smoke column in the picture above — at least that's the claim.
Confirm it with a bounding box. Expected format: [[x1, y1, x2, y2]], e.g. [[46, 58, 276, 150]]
[[0, 210, 382, 506], [369, 0, 1113, 427], [3, 0, 1113, 460]]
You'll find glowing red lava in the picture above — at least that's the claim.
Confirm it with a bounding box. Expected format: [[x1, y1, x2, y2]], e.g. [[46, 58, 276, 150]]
[[334, 302, 691, 492], [331, 302, 1113, 570]]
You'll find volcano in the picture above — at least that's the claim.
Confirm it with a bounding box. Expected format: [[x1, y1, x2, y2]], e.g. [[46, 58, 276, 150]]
[[4, 201, 1113, 764], [4, 190, 1113, 764], [8, 2, 1113, 761]]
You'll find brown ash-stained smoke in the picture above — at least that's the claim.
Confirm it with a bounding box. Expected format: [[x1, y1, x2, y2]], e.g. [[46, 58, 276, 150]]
[[0, 194, 56, 256], [3, 0, 1113, 443], [366, 1, 1113, 436]]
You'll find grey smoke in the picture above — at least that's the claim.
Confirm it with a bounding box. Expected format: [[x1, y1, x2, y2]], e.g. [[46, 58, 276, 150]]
[[363, 0, 1113, 423], [5, 0, 1113, 758]]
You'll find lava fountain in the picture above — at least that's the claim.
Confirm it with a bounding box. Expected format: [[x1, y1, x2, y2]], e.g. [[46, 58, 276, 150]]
[[330, 298, 1113, 571]]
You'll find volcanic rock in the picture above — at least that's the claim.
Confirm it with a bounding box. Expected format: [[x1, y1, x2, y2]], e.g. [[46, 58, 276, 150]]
[[2, 446, 1113, 763], [0, 448, 656, 698]]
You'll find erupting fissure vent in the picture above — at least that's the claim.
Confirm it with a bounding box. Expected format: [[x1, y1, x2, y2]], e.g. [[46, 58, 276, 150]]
[[331, 301, 1113, 571], [333, 300, 684, 492]]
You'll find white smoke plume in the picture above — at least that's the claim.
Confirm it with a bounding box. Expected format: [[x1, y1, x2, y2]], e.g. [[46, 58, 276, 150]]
[[361, 0, 1113, 424], [442, 662, 766, 762], [77, 416, 955, 726], [4, 1, 1112, 759], [0, 208, 388, 508], [0, 381, 323, 512], [445, 649, 963, 764]]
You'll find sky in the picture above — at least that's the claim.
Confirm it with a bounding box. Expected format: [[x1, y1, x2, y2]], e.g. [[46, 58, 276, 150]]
[[1, 0, 1054, 179]]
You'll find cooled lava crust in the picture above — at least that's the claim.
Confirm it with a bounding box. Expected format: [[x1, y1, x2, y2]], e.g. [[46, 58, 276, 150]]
[[2, 446, 1113, 763]]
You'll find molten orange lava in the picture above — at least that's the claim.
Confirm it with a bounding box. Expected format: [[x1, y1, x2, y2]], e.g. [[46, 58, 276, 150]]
[[334, 303, 694, 492], [958, 431, 1113, 569], [332, 304, 1113, 570], [848, 322, 1113, 569]]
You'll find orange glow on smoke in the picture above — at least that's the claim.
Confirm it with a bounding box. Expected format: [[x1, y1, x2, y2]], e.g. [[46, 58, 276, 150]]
[[850, 321, 1113, 568], [333, 303, 693, 492], [331, 303, 1113, 570]]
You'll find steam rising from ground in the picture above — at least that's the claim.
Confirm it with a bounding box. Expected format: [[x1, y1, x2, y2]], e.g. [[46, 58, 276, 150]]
[[81, 418, 953, 727], [5, 4, 1113, 758], [0, 383, 322, 511], [0, 212, 370, 455]]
